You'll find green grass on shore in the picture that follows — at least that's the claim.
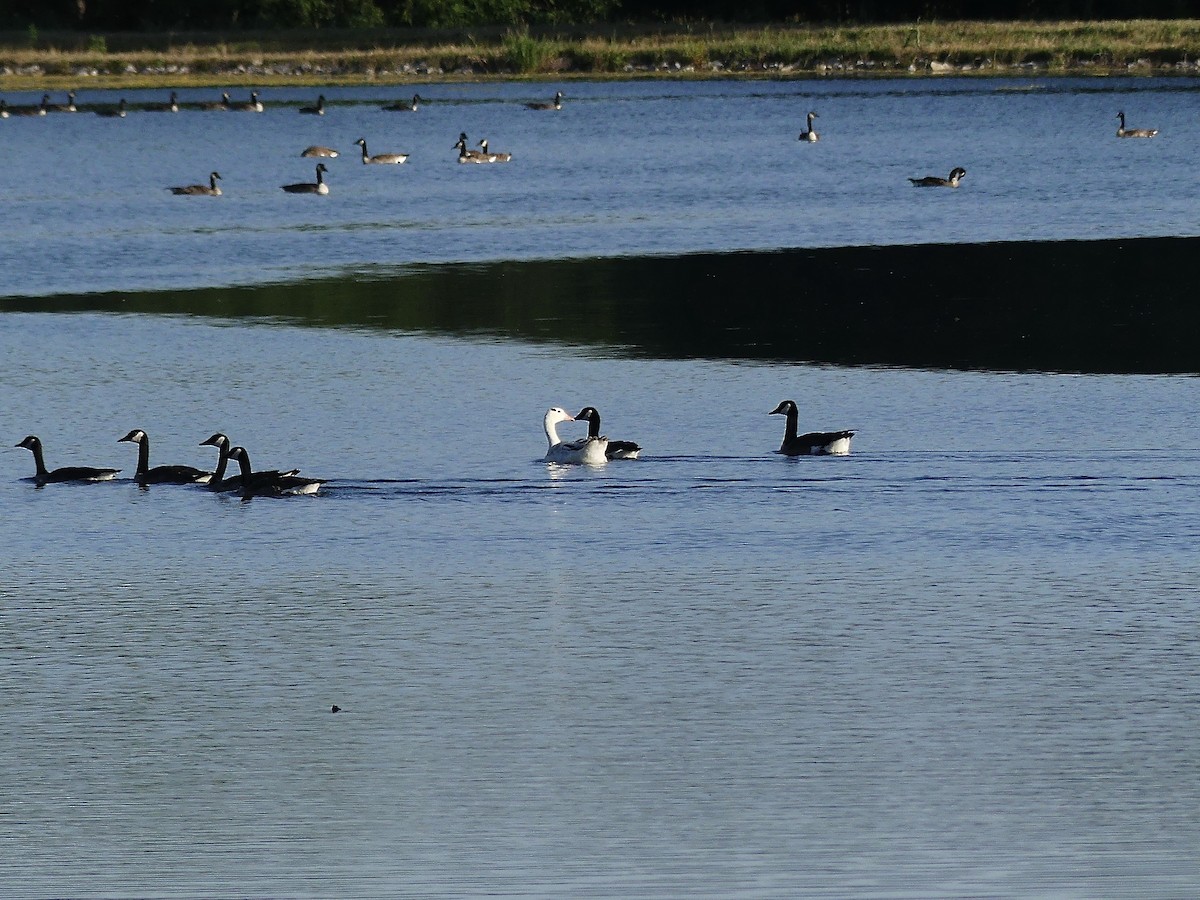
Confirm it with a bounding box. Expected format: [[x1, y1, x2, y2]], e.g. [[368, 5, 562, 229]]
[[2, 19, 1200, 89]]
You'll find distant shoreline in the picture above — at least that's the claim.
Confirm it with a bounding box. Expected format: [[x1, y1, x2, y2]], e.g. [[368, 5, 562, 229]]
[[1, 19, 1199, 90]]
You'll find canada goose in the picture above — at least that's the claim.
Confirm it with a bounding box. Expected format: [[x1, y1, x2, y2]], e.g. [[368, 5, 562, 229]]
[[355, 138, 408, 164], [51, 91, 77, 112], [454, 132, 489, 163], [543, 407, 607, 465], [169, 172, 222, 196], [200, 91, 231, 110], [0, 100, 8, 119], [148, 91, 179, 112], [12, 94, 50, 116], [908, 167, 967, 187], [1116, 110, 1157, 138], [301, 145, 339, 158], [574, 407, 641, 459], [526, 91, 563, 110], [477, 139, 512, 162], [769, 400, 854, 456], [117, 428, 210, 484], [382, 93, 422, 111], [234, 91, 264, 112], [15, 435, 120, 484], [797, 110, 819, 142], [199, 433, 299, 492], [299, 94, 325, 115], [94, 98, 127, 118], [281, 162, 330, 194], [226, 446, 325, 497]]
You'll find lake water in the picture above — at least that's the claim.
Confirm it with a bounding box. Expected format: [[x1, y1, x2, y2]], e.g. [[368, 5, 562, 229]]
[[3, 77, 1200, 898]]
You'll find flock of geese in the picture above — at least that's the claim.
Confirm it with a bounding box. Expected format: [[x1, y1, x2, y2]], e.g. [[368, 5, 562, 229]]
[[12, 398, 851, 490], [0, 86, 566, 195]]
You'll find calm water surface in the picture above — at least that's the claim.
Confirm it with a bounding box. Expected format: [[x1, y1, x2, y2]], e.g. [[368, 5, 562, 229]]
[[2, 78, 1200, 897]]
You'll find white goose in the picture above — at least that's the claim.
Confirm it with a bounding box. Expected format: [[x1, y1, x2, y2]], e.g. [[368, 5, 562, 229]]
[[543, 407, 608, 465]]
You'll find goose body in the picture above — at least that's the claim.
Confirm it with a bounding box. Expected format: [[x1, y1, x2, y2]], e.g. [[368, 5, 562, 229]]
[[299, 94, 325, 115], [118, 429, 211, 484], [798, 110, 819, 142], [227, 446, 325, 497], [170, 171, 222, 196], [526, 91, 563, 111], [148, 91, 179, 112], [16, 435, 120, 484], [382, 93, 423, 111], [1116, 110, 1157, 138], [51, 91, 77, 113], [94, 98, 127, 118], [12, 94, 50, 116], [454, 133, 490, 163], [235, 91, 264, 112], [574, 407, 641, 459], [201, 92, 231, 110], [200, 433, 299, 492], [282, 162, 330, 194], [355, 138, 408, 164], [543, 407, 608, 465], [908, 166, 966, 188], [769, 400, 854, 456], [301, 145, 339, 158], [477, 139, 512, 163]]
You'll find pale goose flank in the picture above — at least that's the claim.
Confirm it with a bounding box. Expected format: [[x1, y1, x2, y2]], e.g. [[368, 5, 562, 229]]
[[281, 162, 330, 194], [769, 400, 855, 456], [798, 110, 819, 142], [169, 171, 222, 196], [355, 138, 408, 164], [908, 167, 966, 188], [1116, 110, 1157, 138], [301, 145, 339, 158]]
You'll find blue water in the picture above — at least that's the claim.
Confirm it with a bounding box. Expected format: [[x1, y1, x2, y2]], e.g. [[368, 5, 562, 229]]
[[3, 78, 1200, 897]]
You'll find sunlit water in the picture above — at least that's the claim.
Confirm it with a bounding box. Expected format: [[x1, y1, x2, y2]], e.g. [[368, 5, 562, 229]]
[[2, 78, 1200, 897]]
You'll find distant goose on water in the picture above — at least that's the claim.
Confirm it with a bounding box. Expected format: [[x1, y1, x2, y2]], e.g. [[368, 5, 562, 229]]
[[201, 92, 231, 110], [355, 138, 408, 164], [574, 407, 641, 459], [148, 91, 179, 112], [382, 93, 423, 111], [118, 429, 210, 484], [51, 91, 77, 112], [301, 145, 339, 158], [908, 166, 966, 188], [769, 400, 855, 456], [1116, 110, 1157, 138], [525, 90, 563, 110], [169, 171, 222, 196], [299, 94, 325, 115], [234, 91, 264, 112], [454, 133, 489, 163], [281, 162, 330, 194], [543, 407, 608, 465], [226, 446, 325, 497], [797, 110, 819, 142], [94, 98, 127, 118], [477, 139, 512, 162], [11, 94, 50, 116], [0, 100, 8, 118], [16, 435, 120, 484], [199, 433, 299, 492]]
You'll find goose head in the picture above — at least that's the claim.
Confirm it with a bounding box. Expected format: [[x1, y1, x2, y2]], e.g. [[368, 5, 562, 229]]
[[574, 406, 600, 425], [200, 433, 230, 449], [769, 400, 797, 417], [118, 429, 147, 444], [454, 132, 469, 150], [544, 407, 575, 427], [16, 435, 41, 451], [948, 167, 967, 183], [228, 446, 249, 463]]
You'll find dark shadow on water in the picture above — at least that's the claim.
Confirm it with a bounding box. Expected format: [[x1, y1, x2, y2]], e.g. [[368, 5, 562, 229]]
[[5, 236, 1200, 374]]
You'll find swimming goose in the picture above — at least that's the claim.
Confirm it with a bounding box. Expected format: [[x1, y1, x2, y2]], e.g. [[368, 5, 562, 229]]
[[797, 110, 819, 142], [908, 167, 966, 187], [543, 407, 608, 465], [301, 145, 338, 158], [148, 91, 179, 112], [234, 91, 264, 112], [1116, 110, 1157, 138], [382, 93, 423, 111], [169, 171, 222, 196], [454, 133, 490, 163], [526, 91, 563, 110], [227, 446, 325, 497], [477, 139, 512, 162], [94, 98, 127, 118], [769, 400, 854, 456], [200, 91, 231, 110], [355, 138, 408, 164], [16, 435, 120, 484], [281, 162, 330, 194], [199, 433, 299, 492], [51, 91, 77, 112], [12, 94, 50, 116], [299, 94, 325, 115], [118, 429, 211, 484], [574, 407, 641, 459], [0, 100, 8, 118]]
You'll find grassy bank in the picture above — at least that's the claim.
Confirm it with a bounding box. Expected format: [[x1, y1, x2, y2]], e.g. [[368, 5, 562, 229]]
[[2, 19, 1200, 89]]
